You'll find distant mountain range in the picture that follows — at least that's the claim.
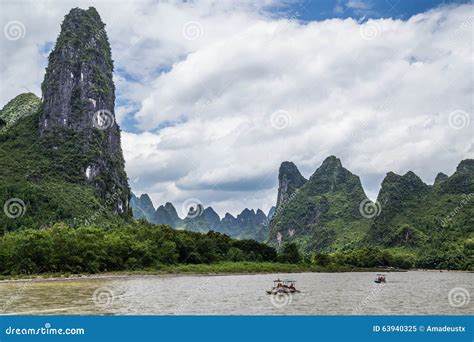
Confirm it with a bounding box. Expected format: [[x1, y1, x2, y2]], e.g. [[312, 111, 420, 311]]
[[132, 155, 473, 257], [130, 194, 275, 241]]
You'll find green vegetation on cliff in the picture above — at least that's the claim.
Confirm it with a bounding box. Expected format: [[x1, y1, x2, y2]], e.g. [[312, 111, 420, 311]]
[[270, 156, 372, 251], [0, 94, 125, 232], [0, 93, 41, 132], [365, 161, 473, 270], [269, 157, 473, 270]]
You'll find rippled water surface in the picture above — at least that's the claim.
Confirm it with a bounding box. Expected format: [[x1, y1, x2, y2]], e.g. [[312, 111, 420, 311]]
[[1, 271, 472, 315]]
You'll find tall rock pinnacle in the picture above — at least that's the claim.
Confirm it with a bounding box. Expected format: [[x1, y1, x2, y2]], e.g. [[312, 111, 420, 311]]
[[276, 161, 307, 209], [39, 7, 130, 214]]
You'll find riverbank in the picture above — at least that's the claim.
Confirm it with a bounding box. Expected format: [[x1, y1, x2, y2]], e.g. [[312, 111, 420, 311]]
[[0, 262, 408, 282]]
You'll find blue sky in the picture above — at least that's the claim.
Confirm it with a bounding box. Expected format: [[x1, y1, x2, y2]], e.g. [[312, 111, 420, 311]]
[[277, 0, 471, 21], [1, 0, 472, 216], [115, 0, 472, 134]]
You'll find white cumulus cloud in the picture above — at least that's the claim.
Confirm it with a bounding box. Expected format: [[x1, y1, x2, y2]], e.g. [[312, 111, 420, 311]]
[[1, 1, 472, 216]]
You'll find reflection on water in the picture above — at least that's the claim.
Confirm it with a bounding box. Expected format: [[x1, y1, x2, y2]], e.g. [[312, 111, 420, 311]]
[[0, 271, 473, 315]]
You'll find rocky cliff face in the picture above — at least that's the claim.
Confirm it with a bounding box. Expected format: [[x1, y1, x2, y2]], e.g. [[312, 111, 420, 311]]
[[39, 7, 129, 214], [276, 161, 307, 209], [0, 7, 132, 230], [270, 156, 371, 251]]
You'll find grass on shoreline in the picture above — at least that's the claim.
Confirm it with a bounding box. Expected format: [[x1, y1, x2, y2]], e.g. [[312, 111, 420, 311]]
[[0, 261, 403, 281]]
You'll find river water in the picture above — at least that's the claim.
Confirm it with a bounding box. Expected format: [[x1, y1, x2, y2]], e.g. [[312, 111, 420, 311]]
[[1, 271, 472, 315]]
